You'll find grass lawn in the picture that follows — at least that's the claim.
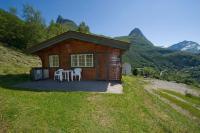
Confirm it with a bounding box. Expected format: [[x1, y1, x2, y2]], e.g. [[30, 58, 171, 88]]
[[0, 76, 200, 132], [162, 89, 200, 107], [155, 90, 200, 119]]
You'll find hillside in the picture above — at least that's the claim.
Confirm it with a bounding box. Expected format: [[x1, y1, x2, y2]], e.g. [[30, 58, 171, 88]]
[[116, 28, 200, 68], [116, 28, 200, 85], [0, 43, 40, 74]]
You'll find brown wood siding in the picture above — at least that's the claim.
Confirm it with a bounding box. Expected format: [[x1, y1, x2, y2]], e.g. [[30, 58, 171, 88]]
[[108, 49, 121, 80], [35, 39, 123, 81], [96, 53, 109, 80]]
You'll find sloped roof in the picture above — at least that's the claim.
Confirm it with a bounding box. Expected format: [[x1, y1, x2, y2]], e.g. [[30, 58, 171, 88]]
[[28, 31, 130, 53]]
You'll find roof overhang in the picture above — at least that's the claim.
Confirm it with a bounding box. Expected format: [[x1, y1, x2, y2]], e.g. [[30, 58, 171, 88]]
[[28, 31, 130, 54]]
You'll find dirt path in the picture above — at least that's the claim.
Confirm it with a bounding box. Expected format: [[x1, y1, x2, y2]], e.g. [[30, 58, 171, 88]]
[[146, 79, 200, 96], [144, 79, 200, 122], [144, 87, 199, 121]]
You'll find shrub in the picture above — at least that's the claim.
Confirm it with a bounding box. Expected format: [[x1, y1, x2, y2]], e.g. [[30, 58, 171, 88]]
[[184, 90, 192, 97], [183, 79, 194, 85], [132, 68, 138, 76]]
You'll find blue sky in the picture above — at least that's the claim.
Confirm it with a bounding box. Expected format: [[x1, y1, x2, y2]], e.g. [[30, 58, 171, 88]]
[[1, 0, 200, 46]]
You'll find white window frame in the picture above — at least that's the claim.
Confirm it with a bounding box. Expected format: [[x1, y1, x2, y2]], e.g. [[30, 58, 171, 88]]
[[71, 54, 94, 67], [49, 55, 59, 67]]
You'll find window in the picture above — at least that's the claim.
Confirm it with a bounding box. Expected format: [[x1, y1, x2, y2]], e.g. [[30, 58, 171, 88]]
[[49, 55, 59, 67], [71, 54, 94, 67]]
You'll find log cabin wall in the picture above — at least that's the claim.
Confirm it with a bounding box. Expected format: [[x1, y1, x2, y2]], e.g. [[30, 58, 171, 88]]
[[35, 39, 122, 81]]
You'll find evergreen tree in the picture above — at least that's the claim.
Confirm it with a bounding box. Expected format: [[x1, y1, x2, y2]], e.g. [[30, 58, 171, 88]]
[[47, 19, 70, 38], [78, 22, 90, 33]]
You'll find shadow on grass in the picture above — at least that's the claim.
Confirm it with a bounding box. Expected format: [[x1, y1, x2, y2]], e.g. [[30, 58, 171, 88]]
[[0, 74, 36, 92], [0, 74, 112, 92]]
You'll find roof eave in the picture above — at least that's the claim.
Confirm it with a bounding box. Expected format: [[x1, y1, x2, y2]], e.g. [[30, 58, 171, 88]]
[[28, 31, 130, 54]]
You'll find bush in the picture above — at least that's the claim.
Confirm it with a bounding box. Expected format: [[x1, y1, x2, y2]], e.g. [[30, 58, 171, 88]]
[[143, 67, 159, 78], [183, 79, 194, 85], [132, 68, 138, 76], [184, 90, 192, 97]]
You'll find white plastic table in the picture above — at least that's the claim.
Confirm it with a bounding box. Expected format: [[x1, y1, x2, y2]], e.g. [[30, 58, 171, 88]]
[[63, 70, 74, 82]]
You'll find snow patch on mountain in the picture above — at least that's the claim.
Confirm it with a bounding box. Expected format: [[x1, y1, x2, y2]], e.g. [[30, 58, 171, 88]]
[[168, 41, 200, 54]]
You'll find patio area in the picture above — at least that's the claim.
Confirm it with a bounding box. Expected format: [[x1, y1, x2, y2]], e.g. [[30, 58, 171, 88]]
[[13, 80, 123, 94]]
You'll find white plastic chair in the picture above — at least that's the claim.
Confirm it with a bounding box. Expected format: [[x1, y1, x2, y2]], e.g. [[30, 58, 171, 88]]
[[54, 69, 64, 82], [73, 68, 82, 81]]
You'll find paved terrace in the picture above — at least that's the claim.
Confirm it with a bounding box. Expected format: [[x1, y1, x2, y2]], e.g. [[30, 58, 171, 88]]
[[14, 80, 123, 94]]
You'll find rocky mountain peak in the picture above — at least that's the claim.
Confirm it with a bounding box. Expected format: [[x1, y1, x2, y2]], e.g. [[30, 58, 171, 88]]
[[129, 28, 144, 37], [56, 15, 76, 25], [168, 40, 200, 54]]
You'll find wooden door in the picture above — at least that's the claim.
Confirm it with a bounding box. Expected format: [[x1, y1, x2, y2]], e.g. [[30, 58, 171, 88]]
[[96, 53, 108, 80]]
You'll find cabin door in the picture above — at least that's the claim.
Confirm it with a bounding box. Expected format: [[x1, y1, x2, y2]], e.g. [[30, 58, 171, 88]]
[[96, 53, 109, 80]]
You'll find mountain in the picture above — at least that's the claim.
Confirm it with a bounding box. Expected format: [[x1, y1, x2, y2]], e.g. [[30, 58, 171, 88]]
[[116, 28, 200, 69], [115, 28, 153, 46], [168, 41, 200, 54], [56, 15, 78, 31], [129, 28, 144, 37], [116, 28, 200, 85]]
